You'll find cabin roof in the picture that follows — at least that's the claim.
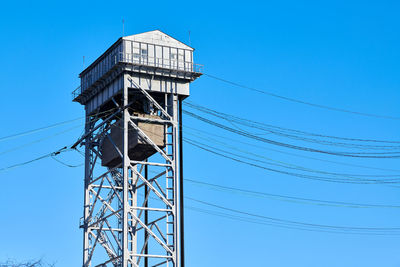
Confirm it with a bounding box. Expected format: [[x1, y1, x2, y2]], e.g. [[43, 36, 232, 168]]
[[123, 30, 194, 51], [80, 30, 193, 77]]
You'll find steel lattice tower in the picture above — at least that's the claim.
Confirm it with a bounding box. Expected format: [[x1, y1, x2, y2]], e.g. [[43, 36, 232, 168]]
[[72, 30, 202, 267]]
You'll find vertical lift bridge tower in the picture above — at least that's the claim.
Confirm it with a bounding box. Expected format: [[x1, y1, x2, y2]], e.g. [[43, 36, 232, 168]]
[[72, 30, 202, 267]]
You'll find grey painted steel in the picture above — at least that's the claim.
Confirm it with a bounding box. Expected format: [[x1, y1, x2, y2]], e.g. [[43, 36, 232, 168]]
[[74, 30, 201, 267], [178, 99, 185, 267]]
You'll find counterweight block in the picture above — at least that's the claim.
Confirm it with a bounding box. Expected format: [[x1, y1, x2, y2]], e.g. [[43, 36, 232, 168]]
[[101, 113, 166, 168]]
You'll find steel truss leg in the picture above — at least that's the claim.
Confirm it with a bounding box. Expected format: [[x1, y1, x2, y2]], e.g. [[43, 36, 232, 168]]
[[81, 87, 181, 267]]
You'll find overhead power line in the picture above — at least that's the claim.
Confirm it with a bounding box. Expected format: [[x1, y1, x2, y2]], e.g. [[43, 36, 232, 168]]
[[105, 115, 400, 182], [143, 183, 400, 235], [2, 107, 399, 235], [183, 110, 400, 158], [144, 169, 400, 208], [119, 120, 400, 180], [183, 124, 400, 173], [185, 178, 400, 209], [184, 138, 400, 184], [2, 132, 397, 235], [51, 154, 83, 168], [0, 118, 82, 143], [0, 125, 82, 156], [204, 73, 400, 120], [0, 108, 117, 143], [186, 196, 400, 235], [185, 101, 400, 147], [185, 131, 400, 179], [186, 205, 397, 235], [0, 147, 73, 172], [4, 114, 397, 184], [2, 101, 397, 172]]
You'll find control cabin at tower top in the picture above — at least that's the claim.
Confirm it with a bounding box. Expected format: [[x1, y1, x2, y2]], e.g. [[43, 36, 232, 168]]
[[72, 30, 202, 115]]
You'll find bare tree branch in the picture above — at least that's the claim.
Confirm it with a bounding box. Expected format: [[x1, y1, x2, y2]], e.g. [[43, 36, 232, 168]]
[[0, 259, 55, 267]]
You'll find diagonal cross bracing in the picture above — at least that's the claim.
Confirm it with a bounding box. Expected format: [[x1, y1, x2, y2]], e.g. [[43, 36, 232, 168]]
[[81, 86, 181, 267]]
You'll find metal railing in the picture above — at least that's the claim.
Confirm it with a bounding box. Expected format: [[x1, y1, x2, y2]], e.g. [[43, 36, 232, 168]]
[[73, 53, 203, 99], [72, 85, 82, 100], [120, 52, 203, 73]]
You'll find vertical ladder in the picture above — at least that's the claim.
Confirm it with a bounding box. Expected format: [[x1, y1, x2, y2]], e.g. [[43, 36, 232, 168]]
[[164, 94, 175, 267]]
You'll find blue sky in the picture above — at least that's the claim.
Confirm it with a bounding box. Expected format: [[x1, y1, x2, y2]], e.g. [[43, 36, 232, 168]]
[[1, 0, 400, 266]]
